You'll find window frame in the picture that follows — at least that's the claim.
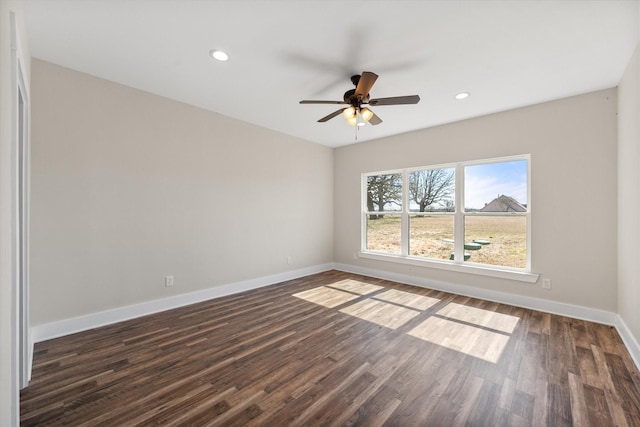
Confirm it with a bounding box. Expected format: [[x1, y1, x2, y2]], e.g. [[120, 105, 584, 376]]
[[360, 155, 538, 283], [406, 164, 456, 261]]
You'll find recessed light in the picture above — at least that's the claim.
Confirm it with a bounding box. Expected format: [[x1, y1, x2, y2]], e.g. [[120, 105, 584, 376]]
[[455, 92, 469, 100], [209, 49, 229, 61]]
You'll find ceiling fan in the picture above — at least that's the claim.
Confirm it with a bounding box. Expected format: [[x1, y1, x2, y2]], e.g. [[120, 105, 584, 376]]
[[299, 71, 420, 126]]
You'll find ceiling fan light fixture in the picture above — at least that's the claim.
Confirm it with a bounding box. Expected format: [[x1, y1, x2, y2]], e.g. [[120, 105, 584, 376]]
[[360, 107, 373, 122], [209, 49, 229, 61], [342, 106, 356, 120], [346, 115, 358, 126]]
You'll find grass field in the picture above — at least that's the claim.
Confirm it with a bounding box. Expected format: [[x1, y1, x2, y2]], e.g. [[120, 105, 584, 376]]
[[366, 214, 527, 268]]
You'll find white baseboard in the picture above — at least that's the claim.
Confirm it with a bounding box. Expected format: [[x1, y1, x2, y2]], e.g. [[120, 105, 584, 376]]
[[27, 329, 33, 384], [614, 315, 640, 371], [31, 264, 333, 343]]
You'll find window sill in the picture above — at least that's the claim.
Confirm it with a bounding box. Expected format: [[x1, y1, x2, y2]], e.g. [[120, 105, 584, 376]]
[[358, 251, 539, 284]]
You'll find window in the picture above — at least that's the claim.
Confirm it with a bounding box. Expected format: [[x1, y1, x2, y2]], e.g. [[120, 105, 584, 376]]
[[362, 156, 531, 276], [408, 167, 455, 260], [464, 160, 528, 269], [365, 173, 402, 254]]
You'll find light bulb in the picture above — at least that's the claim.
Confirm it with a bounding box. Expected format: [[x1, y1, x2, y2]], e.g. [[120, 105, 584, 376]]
[[342, 106, 356, 119], [346, 116, 357, 126], [360, 107, 373, 122]]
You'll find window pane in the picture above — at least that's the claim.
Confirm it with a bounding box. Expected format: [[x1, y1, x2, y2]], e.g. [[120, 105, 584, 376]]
[[464, 216, 527, 268], [366, 214, 401, 254], [367, 174, 402, 212], [409, 168, 455, 212], [410, 215, 454, 260], [465, 160, 527, 212]]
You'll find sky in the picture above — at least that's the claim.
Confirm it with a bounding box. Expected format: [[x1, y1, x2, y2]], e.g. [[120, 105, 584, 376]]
[[464, 160, 528, 210]]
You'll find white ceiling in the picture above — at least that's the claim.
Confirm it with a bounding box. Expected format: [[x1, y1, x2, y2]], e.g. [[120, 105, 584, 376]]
[[23, 0, 638, 148]]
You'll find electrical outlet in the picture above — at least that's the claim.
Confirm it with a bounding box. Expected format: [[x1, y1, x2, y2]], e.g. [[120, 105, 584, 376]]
[[165, 275, 174, 287], [287, 256, 292, 265], [542, 278, 551, 290], [353, 252, 359, 259]]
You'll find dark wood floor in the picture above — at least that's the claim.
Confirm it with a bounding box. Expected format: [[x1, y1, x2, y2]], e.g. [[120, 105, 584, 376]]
[[21, 270, 640, 426]]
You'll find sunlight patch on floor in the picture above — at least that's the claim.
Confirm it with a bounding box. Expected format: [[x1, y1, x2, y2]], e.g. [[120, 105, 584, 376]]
[[340, 299, 421, 330], [328, 279, 384, 295], [408, 317, 510, 363], [374, 289, 440, 310], [436, 303, 519, 333], [292, 286, 359, 308], [292, 284, 519, 361]]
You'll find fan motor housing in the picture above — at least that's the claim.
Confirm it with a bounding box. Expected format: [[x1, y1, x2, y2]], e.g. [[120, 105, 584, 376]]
[[343, 89, 356, 103], [343, 89, 370, 106]]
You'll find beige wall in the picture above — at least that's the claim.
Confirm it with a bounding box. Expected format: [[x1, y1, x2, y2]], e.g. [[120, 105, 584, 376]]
[[618, 42, 640, 341], [334, 89, 618, 311], [30, 59, 334, 325], [1, 0, 30, 424]]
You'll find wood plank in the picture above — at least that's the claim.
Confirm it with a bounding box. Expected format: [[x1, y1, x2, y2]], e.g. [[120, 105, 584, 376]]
[[339, 298, 421, 330], [327, 278, 384, 295], [592, 344, 630, 427], [583, 384, 614, 427], [372, 288, 440, 310], [568, 371, 590, 427], [339, 384, 401, 427]]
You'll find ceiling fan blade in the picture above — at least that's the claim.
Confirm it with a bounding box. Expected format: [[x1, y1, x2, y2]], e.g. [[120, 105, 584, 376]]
[[355, 71, 378, 99], [318, 108, 345, 122], [368, 111, 383, 126], [369, 95, 420, 106], [300, 100, 347, 104]]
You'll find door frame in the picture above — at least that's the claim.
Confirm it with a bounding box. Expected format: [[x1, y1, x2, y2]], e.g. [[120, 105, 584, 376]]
[[11, 10, 31, 389]]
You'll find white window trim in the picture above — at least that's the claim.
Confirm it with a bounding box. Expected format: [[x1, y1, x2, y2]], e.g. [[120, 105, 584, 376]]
[[361, 155, 538, 284], [358, 251, 539, 283]]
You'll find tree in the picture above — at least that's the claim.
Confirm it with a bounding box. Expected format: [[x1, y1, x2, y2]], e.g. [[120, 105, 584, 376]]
[[367, 174, 401, 219], [409, 169, 454, 212]]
